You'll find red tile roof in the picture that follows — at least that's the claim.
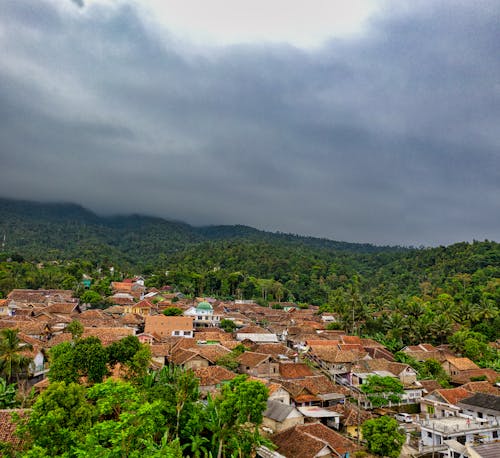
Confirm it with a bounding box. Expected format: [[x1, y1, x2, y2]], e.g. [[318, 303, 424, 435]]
[[433, 387, 473, 405], [278, 362, 315, 379]]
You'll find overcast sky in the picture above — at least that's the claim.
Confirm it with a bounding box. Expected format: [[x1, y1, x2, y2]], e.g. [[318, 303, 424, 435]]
[[1, 0, 499, 246]]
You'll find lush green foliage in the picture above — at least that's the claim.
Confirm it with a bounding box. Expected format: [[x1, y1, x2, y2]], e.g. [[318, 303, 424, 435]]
[[15, 365, 269, 457], [0, 377, 18, 408], [48, 336, 149, 385], [0, 198, 499, 370], [0, 329, 33, 383], [162, 307, 184, 316], [362, 416, 405, 458], [360, 375, 404, 407]]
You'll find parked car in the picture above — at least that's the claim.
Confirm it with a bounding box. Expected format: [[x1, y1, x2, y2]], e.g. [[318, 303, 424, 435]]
[[395, 413, 413, 423]]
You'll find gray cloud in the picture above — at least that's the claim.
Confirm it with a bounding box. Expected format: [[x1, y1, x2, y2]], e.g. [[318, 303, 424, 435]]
[[0, 0, 499, 246]]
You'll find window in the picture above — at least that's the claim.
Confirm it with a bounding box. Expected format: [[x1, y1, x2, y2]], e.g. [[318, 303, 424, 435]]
[[477, 412, 483, 418], [493, 431, 498, 439], [427, 432, 432, 438], [174, 331, 180, 336]]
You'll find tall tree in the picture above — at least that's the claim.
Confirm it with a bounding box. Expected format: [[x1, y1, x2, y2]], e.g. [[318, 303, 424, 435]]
[[362, 416, 405, 458], [0, 328, 33, 383]]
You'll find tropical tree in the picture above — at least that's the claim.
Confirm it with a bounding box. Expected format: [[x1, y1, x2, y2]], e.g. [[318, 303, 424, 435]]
[[19, 381, 94, 456], [362, 416, 405, 458], [0, 328, 33, 383], [206, 375, 269, 458], [0, 377, 18, 408], [66, 320, 84, 339], [361, 375, 404, 408]]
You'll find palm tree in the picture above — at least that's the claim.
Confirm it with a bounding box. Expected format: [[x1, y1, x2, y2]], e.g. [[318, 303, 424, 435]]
[[0, 328, 33, 383], [430, 315, 453, 345]]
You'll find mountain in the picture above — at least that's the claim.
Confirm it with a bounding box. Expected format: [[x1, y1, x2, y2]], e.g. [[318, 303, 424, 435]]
[[0, 197, 398, 267]]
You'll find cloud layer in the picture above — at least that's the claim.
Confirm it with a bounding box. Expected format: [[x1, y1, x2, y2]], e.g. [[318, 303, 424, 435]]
[[0, 0, 499, 246]]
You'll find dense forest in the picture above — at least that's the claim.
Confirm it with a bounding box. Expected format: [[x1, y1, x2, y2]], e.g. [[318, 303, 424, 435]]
[[1, 197, 499, 365]]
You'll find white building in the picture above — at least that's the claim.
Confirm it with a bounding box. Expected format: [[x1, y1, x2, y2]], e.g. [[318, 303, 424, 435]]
[[184, 301, 222, 328]]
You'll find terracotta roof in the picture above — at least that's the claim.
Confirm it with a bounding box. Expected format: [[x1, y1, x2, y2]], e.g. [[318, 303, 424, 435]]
[[250, 343, 296, 359], [310, 347, 365, 363], [365, 347, 396, 361], [451, 368, 500, 385], [445, 356, 480, 371], [119, 313, 144, 326], [272, 424, 330, 458], [82, 327, 134, 345], [46, 332, 73, 347], [330, 401, 374, 426], [433, 387, 473, 405], [360, 338, 386, 348], [111, 282, 133, 292], [150, 344, 171, 357], [194, 331, 232, 341], [341, 336, 363, 345], [272, 423, 360, 458], [279, 362, 315, 379], [196, 345, 231, 363], [238, 325, 271, 334], [144, 315, 193, 340], [460, 381, 500, 395], [295, 375, 344, 396], [237, 351, 270, 368], [170, 349, 202, 365], [306, 339, 340, 347], [42, 303, 79, 315], [357, 358, 413, 377], [193, 366, 236, 386], [0, 409, 29, 449], [418, 379, 443, 394]]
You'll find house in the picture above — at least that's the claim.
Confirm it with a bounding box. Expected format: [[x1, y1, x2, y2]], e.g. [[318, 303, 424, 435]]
[[262, 400, 304, 433], [457, 393, 500, 423], [280, 376, 348, 408], [108, 293, 135, 306], [267, 382, 292, 405], [183, 301, 222, 328], [150, 344, 171, 367], [271, 422, 361, 458], [418, 416, 500, 452], [236, 327, 279, 344], [460, 381, 500, 396], [450, 368, 500, 385], [420, 387, 473, 418], [237, 352, 279, 378], [278, 362, 315, 380], [193, 366, 236, 395], [0, 299, 15, 317], [331, 401, 374, 441], [144, 315, 194, 340], [402, 343, 449, 362], [354, 358, 418, 385], [442, 357, 480, 377], [124, 299, 156, 317], [169, 348, 212, 370]]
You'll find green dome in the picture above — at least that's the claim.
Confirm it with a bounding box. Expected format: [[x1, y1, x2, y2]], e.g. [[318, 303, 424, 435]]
[[196, 301, 213, 311]]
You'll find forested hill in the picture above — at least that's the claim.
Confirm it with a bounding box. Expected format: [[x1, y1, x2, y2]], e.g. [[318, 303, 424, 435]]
[[0, 197, 398, 266]]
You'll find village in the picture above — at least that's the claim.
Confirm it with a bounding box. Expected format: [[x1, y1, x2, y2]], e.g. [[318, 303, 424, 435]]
[[0, 277, 499, 458]]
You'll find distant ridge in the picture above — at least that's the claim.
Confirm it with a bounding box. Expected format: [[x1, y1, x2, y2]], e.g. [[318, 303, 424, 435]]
[[0, 196, 400, 266]]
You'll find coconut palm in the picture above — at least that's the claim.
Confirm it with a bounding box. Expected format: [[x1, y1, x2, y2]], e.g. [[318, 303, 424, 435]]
[[0, 329, 33, 383]]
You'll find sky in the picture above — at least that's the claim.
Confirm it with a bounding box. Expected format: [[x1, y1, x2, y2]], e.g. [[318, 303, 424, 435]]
[[0, 0, 499, 246]]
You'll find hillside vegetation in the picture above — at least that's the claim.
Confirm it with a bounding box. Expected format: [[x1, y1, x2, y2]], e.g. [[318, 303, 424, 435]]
[[1, 197, 499, 356]]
